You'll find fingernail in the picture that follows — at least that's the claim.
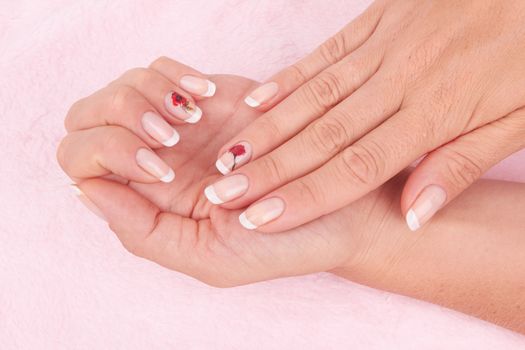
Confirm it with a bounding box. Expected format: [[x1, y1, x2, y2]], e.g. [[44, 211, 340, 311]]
[[406, 185, 447, 231], [71, 184, 107, 221], [215, 142, 252, 175], [180, 75, 216, 97], [141, 111, 180, 147], [204, 174, 249, 204], [136, 148, 175, 183], [165, 92, 202, 123], [244, 82, 279, 108], [238, 197, 285, 230]]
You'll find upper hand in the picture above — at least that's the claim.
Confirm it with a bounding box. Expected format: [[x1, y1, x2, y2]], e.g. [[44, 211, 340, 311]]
[[210, 0, 525, 232]]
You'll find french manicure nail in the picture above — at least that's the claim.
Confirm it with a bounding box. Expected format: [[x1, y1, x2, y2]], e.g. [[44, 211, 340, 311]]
[[215, 142, 252, 175], [71, 184, 107, 221], [406, 185, 447, 231], [204, 174, 249, 204], [244, 82, 279, 108], [136, 148, 175, 183], [239, 197, 285, 230], [165, 92, 202, 123], [180, 75, 216, 97], [141, 111, 180, 147]]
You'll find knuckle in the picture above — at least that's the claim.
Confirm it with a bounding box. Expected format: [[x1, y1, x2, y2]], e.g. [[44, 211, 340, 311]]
[[305, 117, 349, 156], [295, 177, 327, 208], [304, 72, 344, 110], [319, 34, 348, 64], [123, 67, 156, 89], [64, 99, 84, 131], [56, 136, 70, 171], [442, 149, 483, 188], [286, 63, 309, 85], [149, 56, 171, 70], [109, 85, 136, 113], [338, 143, 385, 186], [258, 155, 288, 184]]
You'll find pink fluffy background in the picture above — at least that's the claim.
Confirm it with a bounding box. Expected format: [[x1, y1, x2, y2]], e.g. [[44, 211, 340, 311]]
[[1, 0, 524, 348]]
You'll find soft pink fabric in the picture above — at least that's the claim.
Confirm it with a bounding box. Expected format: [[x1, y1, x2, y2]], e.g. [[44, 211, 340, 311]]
[[1, 0, 524, 348]]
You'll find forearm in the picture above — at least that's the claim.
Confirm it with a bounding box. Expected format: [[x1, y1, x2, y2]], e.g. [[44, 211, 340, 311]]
[[335, 178, 525, 333]]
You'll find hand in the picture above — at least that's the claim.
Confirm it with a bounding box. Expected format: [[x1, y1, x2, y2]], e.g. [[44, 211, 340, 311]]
[[56, 57, 393, 287], [209, 0, 525, 232]]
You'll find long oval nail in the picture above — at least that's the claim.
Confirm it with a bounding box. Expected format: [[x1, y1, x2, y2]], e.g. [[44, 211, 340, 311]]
[[180, 75, 216, 97], [164, 92, 202, 123], [136, 148, 175, 183], [204, 174, 249, 204], [141, 111, 180, 147], [244, 82, 279, 108], [406, 185, 447, 231], [71, 184, 106, 221], [215, 142, 252, 175], [239, 197, 285, 230]]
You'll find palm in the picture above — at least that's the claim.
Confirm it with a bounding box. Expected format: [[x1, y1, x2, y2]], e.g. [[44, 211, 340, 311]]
[[108, 75, 371, 285]]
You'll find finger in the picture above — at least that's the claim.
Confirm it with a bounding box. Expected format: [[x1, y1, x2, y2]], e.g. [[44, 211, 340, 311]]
[[66, 84, 180, 148], [401, 110, 525, 231], [242, 1, 385, 110], [57, 126, 175, 183], [206, 72, 403, 209], [72, 179, 199, 277], [236, 108, 438, 232], [149, 56, 216, 99], [215, 40, 385, 175]]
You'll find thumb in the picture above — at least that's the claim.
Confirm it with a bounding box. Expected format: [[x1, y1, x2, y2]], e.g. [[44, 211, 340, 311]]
[[72, 179, 198, 273], [401, 111, 525, 231]]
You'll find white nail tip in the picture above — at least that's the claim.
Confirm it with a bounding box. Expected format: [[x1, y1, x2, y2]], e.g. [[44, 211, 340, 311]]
[[215, 159, 231, 175], [244, 96, 260, 108], [406, 209, 420, 231], [160, 168, 175, 183], [162, 131, 180, 147], [70, 184, 83, 196], [204, 185, 223, 205], [202, 81, 216, 97], [185, 106, 202, 124], [239, 212, 257, 230]]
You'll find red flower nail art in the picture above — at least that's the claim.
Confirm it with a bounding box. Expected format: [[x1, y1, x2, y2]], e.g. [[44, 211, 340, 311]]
[[229, 144, 247, 170], [171, 92, 194, 113]]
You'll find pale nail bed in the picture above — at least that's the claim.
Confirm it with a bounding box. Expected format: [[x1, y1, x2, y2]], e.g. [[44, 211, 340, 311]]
[[204, 174, 249, 204], [406, 185, 447, 231], [141, 111, 180, 147], [238, 197, 285, 230], [180, 75, 216, 97], [136, 148, 175, 183]]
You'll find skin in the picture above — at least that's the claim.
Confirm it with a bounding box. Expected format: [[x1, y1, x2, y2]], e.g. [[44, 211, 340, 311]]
[[215, 0, 525, 232], [57, 60, 525, 333]]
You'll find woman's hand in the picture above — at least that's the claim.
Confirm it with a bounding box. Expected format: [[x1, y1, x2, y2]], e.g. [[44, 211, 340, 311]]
[[211, 0, 525, 232], [57, 58, 525, 332], [57, 58, 391, 286]]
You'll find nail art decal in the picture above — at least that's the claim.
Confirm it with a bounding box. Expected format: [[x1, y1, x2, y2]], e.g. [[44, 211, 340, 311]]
[[165, 92, 203, 123], [171, 92, 193, 113], [215, 142, 252, 175]]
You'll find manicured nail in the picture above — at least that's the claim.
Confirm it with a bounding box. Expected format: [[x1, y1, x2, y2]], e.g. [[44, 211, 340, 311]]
[[204, 174, 249, 204], [244, 82, 279, 108], [238, 197, 285, 230], [141, 111, 180, 147], [136, 148, 175, 183], [406, 185, 447, 231], [71, 184, 106, 221], [180, 75, 216, 97], [215, 142, 252, 175], [165, 92, 202, 123]]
